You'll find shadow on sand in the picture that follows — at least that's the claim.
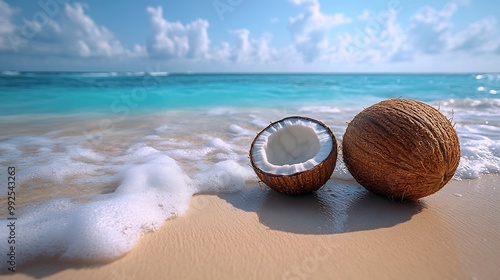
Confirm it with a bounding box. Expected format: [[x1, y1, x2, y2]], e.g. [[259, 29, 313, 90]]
[[5, 180, 425, 278], [220, 178, 425, 234]]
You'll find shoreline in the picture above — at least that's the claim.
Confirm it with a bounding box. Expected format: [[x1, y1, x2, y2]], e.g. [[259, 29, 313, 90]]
[[3, 175, 499, 280]]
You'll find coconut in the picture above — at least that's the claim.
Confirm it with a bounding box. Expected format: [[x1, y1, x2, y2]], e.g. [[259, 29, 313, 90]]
[[342, 98, 461, 200], [249, 116, 338, 195]]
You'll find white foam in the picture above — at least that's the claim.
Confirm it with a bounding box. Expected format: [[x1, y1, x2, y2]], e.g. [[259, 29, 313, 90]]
[[165, 137, 242, 162], [333, 158, 354, 181], [207, 107, 237, 116], [194, 160, 254, 193], [456, 138, 500, 179], [80, 72, 114, 77], [1, 70, 20, 76], [70, 145, 107, 162], [149, 71, 169, 76], [298, 106, 342, 113], [0, 141, 23, 164], [205, 137, 233, 152], [125, 71, 146, 76], [1, 99, 499, 267], [228, 124, 254, 136], [0, 135, 112, 190], [0, 123, 259, 267], [0, 144, 254, 266], [3, 154, 194, 263], [437, 98, 500, 179]]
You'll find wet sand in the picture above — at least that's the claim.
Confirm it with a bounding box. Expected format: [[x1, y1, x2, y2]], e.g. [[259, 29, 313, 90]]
[[3, 175, 499, 280]]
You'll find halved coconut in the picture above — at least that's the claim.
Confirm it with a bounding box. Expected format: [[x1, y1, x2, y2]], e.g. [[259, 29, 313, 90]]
[[249, 116, 338, 195]]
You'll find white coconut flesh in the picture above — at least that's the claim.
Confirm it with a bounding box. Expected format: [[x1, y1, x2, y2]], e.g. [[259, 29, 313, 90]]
[[252, 117, 333, 175]]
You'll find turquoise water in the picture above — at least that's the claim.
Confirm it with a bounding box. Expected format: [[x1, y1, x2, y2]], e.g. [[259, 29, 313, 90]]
[[1, 72, 498, 115], [1, 71, 499, 267]]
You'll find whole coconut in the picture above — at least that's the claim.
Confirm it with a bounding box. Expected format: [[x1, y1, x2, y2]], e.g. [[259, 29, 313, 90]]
[[342, 98, 460, 200]]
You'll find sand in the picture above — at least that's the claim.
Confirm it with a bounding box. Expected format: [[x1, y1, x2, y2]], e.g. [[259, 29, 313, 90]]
[[2, 175, 499, 280]]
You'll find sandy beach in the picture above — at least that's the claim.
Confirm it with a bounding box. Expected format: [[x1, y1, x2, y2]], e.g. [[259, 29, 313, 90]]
[[3, 175, 499, 280], [2, 0, 500, 277]]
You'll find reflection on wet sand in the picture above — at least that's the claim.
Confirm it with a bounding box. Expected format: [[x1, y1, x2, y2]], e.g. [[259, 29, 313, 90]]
[[225, 179, 424, 234]]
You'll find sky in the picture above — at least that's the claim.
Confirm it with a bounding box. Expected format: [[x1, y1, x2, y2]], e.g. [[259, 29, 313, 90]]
[[0, 0, 499, 72]]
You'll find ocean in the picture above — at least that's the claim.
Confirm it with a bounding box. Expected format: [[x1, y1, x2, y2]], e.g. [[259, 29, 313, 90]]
[[1, 72, 499, 266]]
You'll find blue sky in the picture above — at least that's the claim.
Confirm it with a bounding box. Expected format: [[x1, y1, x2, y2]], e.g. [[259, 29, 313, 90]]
[[0, 0, 499, 72]]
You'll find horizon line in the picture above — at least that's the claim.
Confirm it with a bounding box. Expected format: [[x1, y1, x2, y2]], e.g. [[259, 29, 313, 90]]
[[1, 70, 497, 75]]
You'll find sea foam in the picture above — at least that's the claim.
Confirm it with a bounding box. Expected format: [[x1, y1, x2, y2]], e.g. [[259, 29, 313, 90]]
[[1, 96, 499, 266], [437, 98, 500, 179], [0, 141, 253, 266]]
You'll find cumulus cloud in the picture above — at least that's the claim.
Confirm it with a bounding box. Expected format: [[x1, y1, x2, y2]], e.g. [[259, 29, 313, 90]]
[[228, 29, 252, 62], [144, 6, 278, 64], [0, 0, 15, 34], [338, 9, 411, 63], [408, 3, 457, 54], [1, 0, 499, 71], [228, 29, 275, 62], [0, 0, 16, 50], [146, 6, 210, 59], [51, 3, 137, 57], [408, 3, 500, 55], [288, 0, 351, 62], [357, 9, 372, 22], [210, 29, 278, 65], [0, 1, 143, 57], [289, 0, 317, 5], [452, 17, 499, 53], [338, 2, 499, 64]]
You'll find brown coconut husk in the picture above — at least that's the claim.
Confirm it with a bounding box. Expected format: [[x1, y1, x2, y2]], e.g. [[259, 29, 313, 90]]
[[342, 99, 461, 200], [249, 116, 338, 195]]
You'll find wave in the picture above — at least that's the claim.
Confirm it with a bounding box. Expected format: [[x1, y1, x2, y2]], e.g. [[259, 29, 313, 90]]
[[0, 103, 498, 268], [77, 71, 167, 77], [0, 71, 167, 77], [1, 71, 20, 76], [0, 125, 253, 267], [149, 71, 169, 76], [475, 73, 500, 81], [438, 98, 500, 111], [75, 71, 168, 77]]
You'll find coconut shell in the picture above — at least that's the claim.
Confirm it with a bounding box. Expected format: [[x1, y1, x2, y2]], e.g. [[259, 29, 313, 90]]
[[250, 116, 338, 195], [342, 99, 461, 200]]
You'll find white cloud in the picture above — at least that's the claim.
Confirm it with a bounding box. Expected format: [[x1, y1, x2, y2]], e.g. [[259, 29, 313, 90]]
[[212, 29, 276, 63], [57, 3, 135, 57], [1, 0, 499, 72], [452, 17, 499, 53], [357, 9, 372, 22], [287, 2, 412, 65], [0, 2, 143, 58], [230, 29, 252, 62], [288, 0, 351, 62], [289, 0, 317, 5], [338, 9, 411, 64], [143, 7, 278, 64], [407, 2, 500, 56], [146, 6, 210, 59], [339, 2, 500, 65], [0, 0, 16, 50], [408, 3, 457, 54], [0, 0, 15, 34], [253, 34, 275, 62]]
